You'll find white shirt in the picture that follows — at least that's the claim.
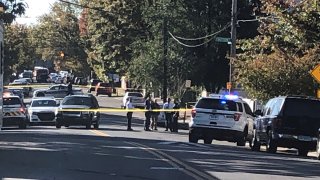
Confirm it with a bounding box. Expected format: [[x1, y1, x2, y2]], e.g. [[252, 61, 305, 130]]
[[163, 102, 174, 109], [126, 101, 134, 109]]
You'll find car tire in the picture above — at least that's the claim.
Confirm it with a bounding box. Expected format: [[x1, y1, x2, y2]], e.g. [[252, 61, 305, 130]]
[[204, 138, 212, 144], [266, 131, 277, 153], [108, 94, 112, 97], [56, 124, 61, 129], [189, 133, 198, 143], [298, 148, 309, 157], [250, 130, 261, 151], [237, 128, 247, 146]]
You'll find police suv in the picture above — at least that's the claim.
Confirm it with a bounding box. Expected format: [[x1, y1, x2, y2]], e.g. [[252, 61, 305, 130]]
[[189, 94, 255, 146], [3, 95, 28, 129]]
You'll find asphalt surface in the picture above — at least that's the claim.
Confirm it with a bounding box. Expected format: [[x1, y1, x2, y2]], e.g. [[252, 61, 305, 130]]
[[0, 94, 320, 180]]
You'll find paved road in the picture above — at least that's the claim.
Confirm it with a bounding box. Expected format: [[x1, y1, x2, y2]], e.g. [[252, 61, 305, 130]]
[[0, 95, 319, 180]]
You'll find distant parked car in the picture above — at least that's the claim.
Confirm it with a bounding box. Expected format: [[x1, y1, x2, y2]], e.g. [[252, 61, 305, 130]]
[[56, 94, 100, 129], [251, 95, 320, 157], [95, 82, 112, 97], [33, 84, 83, 98], [88, 79, 102, 93], [122, 92, 145, 108]]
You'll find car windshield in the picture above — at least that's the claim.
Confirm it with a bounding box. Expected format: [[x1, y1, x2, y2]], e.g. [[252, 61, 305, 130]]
[[283, 98, 320, 119], [4, 97, 21, 105], [62, 97, 93, 106], [32, 100, 57, 107], [196, 98, 237, 111], [128, 93, 143, 97]]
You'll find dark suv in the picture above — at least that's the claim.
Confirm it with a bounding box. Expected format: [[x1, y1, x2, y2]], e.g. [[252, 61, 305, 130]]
[[56, 94, 100, 129], [251, 96, 320, 157]]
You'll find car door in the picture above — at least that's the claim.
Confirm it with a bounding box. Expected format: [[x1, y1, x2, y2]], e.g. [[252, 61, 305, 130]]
[[59, 85, 68, 98], [244, 102, 255, 136]]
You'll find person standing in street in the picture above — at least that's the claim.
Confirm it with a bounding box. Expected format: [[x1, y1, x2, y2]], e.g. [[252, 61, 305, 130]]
[[163, 98, 174, 132], [125, 97, 134, 131], [67, 80, 73, 96], [151, 99, 160, 130], [172, 99, 180, 132], [144, 96, 152, 131]]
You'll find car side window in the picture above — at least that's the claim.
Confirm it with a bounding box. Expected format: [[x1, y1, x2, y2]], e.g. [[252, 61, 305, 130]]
[[52, 86, 59, 90], [244, 103, 253, 116], [60, 86, 67, 90], [270, 99, 283, 116], [263, 99, 274, 116], [237, 102, 243, 112]]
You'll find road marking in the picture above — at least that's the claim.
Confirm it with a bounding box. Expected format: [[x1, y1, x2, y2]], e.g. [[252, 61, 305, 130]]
[[90, 130, 110, 137], [127, 141, 217, 180], [150, 167, 184, 170]]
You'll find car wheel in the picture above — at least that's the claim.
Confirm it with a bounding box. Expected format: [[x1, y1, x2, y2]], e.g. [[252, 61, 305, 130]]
[[96, 93, 99, 96], [108, 93, 112, 97], [56, 124, 61, 129], [250, 130, 261, 151], [298, 148, 309, 157], [266, 131, 277, 153], [237, 128, 247, 146], [189, 133, 198, 143], [204, 138, 212, 144]]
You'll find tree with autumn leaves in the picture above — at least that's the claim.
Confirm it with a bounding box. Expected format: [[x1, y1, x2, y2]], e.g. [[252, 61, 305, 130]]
[[236, 0, 320, 100]]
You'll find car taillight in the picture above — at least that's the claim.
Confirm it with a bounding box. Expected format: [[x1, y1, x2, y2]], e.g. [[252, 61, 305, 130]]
[[191, 108, 196, 118], [234, 113, 241, 121]]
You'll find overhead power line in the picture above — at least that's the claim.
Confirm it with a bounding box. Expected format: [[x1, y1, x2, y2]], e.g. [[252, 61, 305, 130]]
[[168, 24, 230, 48], [172, 23, 231, 41], [58, 0, 104, 11]]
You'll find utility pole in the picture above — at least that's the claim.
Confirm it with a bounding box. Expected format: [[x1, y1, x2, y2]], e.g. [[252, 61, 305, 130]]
[[229, 0, 237, 92], [162, 17, 168, 102]]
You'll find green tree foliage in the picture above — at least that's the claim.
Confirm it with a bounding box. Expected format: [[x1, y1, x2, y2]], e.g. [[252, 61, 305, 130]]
[[129, 0, 257, 97], [83, 0, 146, 81], [4, 24, 35, 80], [31, 2, 88, 76], [236, 0, 320, 100]]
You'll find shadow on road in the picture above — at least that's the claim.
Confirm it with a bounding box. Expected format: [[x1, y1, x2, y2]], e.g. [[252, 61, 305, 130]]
[[0, 129, 319, 179]]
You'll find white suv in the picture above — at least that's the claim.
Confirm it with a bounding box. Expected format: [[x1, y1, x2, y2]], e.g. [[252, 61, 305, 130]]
[[189, 94, 254, 146]]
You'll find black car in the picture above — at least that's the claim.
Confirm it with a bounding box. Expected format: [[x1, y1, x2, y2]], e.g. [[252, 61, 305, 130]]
[[317, 129, 320, 160], [56, 94, 100, 129], [251, 95, 320, 157]]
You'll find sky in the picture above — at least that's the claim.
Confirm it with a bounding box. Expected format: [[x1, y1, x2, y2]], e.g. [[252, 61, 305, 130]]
[[15, 0, 57, 25]]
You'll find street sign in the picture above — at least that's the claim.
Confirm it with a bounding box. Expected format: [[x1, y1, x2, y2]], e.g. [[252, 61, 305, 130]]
[[215, 37, 231, 43], [226, 82, 232, 90], [185, 80, 191, 88], [311, 64, 320, 83]]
